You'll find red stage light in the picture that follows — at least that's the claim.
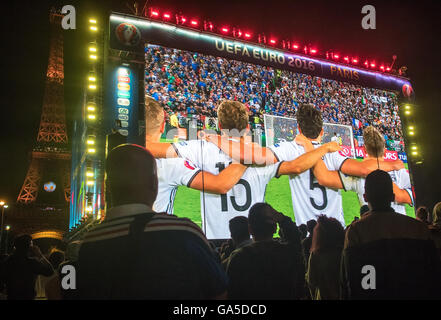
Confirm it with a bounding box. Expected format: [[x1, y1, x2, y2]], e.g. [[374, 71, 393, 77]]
[[344, 56, 349, 62], [150, 10, 159, 17], [334, 54, 340, 59], [180, 16, 187, 23], [386, 66, 391, 71], [244, 32, 252, 39], [269, 39, 277, 45], [190, 19, 198, 26], [204, 21, 214, 31], [364, 60, 369, 67], [292, 44, 299, 49], [221, 27, 229, 33], [380, 65, 385, 71], [163, 13, 171, 19], [370, 62, 376, 68], [352, 58, 359, 64], [310, 48, 317, 54]]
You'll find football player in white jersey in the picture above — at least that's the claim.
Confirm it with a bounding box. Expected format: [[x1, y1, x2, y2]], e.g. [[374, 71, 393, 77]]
[[146, 100, 341, 239], [311, 126, 413, 215], [206, 104, 405, 226], [145, 96, 247, 215]]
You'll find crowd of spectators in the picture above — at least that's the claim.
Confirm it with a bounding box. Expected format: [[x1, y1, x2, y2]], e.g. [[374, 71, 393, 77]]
[[145, 45, 404, 150], [2, 147, 440, 300]]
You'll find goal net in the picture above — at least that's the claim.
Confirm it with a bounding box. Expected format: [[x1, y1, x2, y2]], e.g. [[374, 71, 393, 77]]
[[263, 114, 355, 158]]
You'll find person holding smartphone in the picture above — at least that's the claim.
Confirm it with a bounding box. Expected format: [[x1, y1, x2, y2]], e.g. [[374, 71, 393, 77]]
[[2, 234, 54, 300]]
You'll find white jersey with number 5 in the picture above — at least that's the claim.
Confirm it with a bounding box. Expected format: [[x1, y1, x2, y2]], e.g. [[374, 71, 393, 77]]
[[340, 168, 414, 215], [154, 158, 201, 215], [270, 140, 348, 227], [173, 140, 282, 240]]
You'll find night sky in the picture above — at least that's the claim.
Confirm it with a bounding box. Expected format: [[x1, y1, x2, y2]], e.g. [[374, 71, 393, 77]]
[[2, 0, 441, 212]]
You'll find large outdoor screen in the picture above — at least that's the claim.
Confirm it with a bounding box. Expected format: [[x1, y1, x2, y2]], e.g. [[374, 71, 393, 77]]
[[144, 43, 414, 237]]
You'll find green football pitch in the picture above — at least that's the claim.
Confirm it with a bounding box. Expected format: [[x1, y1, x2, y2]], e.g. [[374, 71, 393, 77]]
[[159, 139, 415, 229], [173, 174, 415, 229]]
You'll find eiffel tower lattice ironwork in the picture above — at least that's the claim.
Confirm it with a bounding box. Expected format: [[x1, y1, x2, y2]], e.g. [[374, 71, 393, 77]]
[[16, 9, 71, 221]]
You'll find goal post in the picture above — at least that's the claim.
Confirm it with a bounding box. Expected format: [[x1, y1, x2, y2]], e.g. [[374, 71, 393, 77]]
[[263, 114, 355, 158]]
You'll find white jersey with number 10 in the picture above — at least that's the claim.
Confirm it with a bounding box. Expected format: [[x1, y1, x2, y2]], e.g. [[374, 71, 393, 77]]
[[269, 141, 348, 227], [173, 140, 282, 240]]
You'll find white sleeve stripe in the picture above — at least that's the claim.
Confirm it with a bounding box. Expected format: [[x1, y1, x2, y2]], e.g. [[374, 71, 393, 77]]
[[405, 188, 414, 207], [165, 187, 177, 214]]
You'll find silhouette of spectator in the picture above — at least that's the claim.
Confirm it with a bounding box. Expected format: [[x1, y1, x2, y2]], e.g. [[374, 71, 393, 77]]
[[302, 219, 317, 266], [341, 170, 441, 299], [306, 215, 345, 299], [360, 204, 370, 217], [298, 224, 308, 240], [0, 254, 9, 299], [77, 144, 228, 299], [1, 235, 53, 300], [35, 249, 65, 300], [428, 202, 441, 259], [45, 241, 81, 300], [226, 203, 305, 299], [416, 206, 429, 224], [220, 216, 252, 268]]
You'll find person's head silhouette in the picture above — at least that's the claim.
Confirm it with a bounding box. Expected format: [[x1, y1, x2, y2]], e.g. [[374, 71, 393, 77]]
[[229, 216, 250, 246], [106, 144, 158, 208], [363, 169, 395, 212], [248, 203, 277, 242], [13, 234, 33, 256]]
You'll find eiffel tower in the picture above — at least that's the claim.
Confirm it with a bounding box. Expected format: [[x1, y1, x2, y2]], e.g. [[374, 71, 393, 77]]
[[13, 10, 71, 242]]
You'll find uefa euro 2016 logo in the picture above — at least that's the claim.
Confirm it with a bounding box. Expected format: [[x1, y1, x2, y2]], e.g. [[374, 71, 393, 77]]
[[43, 181, 56, 192], [115, 23, 141, 46]]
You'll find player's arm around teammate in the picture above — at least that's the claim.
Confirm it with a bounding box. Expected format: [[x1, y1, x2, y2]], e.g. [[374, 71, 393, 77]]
[[296, 135, 412, 205], [145, 96, 247, 195], [189, 164, 247, 194], [205, 129, 404, 176], [204, 133, 342, 175]]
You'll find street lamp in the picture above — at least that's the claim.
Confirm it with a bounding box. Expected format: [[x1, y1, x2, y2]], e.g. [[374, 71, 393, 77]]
[[4, 225, 10, 254]]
